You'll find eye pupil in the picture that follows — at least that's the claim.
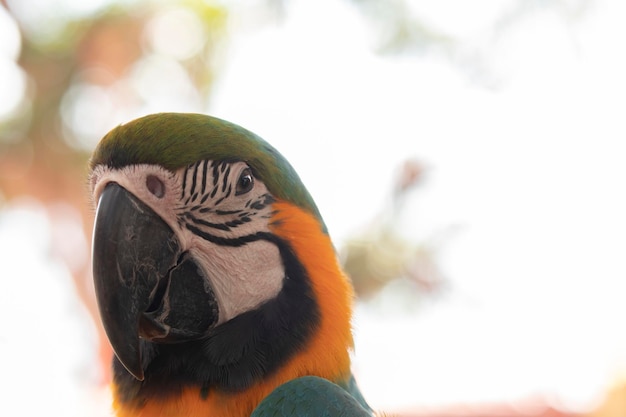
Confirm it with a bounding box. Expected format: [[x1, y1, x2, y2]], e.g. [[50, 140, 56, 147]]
[[236, 169, 254, 195]]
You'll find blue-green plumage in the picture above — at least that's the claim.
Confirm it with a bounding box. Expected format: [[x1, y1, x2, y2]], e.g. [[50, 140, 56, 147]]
[[251, 376, 372, 417]]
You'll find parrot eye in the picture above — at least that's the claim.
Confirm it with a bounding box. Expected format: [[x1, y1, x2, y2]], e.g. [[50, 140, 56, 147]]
[[235, 168, 254, 195]]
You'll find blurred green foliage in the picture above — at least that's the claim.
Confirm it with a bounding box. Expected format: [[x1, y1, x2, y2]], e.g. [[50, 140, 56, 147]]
[[0, 0, 227, 210]]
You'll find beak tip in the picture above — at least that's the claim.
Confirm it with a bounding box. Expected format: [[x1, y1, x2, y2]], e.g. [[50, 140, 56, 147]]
[[128, 362, 145, 382], [115, 348, 145, 381]]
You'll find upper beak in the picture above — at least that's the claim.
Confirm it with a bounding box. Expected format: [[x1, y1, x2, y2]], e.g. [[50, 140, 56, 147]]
[[92, 183, 218, 381]]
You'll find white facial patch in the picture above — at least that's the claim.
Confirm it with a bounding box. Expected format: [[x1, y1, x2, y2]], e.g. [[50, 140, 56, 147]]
[[189, 241, 284, 323], [90, 161, 285, 325]]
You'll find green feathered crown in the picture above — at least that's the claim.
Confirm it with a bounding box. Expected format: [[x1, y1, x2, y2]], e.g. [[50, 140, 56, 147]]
[[90, 113, 325, 230]]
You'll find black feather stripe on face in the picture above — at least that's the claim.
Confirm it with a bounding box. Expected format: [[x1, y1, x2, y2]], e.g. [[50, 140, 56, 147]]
[[90, 113, 326, 232], [172, 160, 276, 239], [112, 233, 320, 405]]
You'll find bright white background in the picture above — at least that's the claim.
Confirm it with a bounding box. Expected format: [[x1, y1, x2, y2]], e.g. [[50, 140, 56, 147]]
[[212, 1, 626, 412]]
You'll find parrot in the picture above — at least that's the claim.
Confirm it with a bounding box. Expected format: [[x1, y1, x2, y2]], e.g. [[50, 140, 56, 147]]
[[89, 113, 374, 417]]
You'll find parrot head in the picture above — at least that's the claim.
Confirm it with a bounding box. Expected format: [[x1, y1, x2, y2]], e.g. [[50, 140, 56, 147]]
[[89, 113, 358, 414]]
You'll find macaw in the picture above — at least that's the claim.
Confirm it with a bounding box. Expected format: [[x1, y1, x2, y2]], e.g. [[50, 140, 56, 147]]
[[89, 113, 374, 417]]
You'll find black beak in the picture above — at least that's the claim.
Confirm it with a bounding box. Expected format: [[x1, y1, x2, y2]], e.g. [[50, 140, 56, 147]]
[[92, 183, 218, 381]]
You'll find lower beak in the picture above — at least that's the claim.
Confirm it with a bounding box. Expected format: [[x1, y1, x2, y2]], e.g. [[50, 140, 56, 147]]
[[92, 183, 218, 380]]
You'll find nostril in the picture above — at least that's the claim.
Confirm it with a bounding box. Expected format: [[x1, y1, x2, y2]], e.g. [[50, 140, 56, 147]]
[[146, 175, 165, 198]]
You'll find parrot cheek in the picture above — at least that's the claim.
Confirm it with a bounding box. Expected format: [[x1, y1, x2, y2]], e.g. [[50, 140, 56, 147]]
[[188, 240, 285, 324]]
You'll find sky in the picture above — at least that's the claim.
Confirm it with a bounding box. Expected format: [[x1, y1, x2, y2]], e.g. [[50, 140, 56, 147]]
[[2, 0, 626, 415]]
